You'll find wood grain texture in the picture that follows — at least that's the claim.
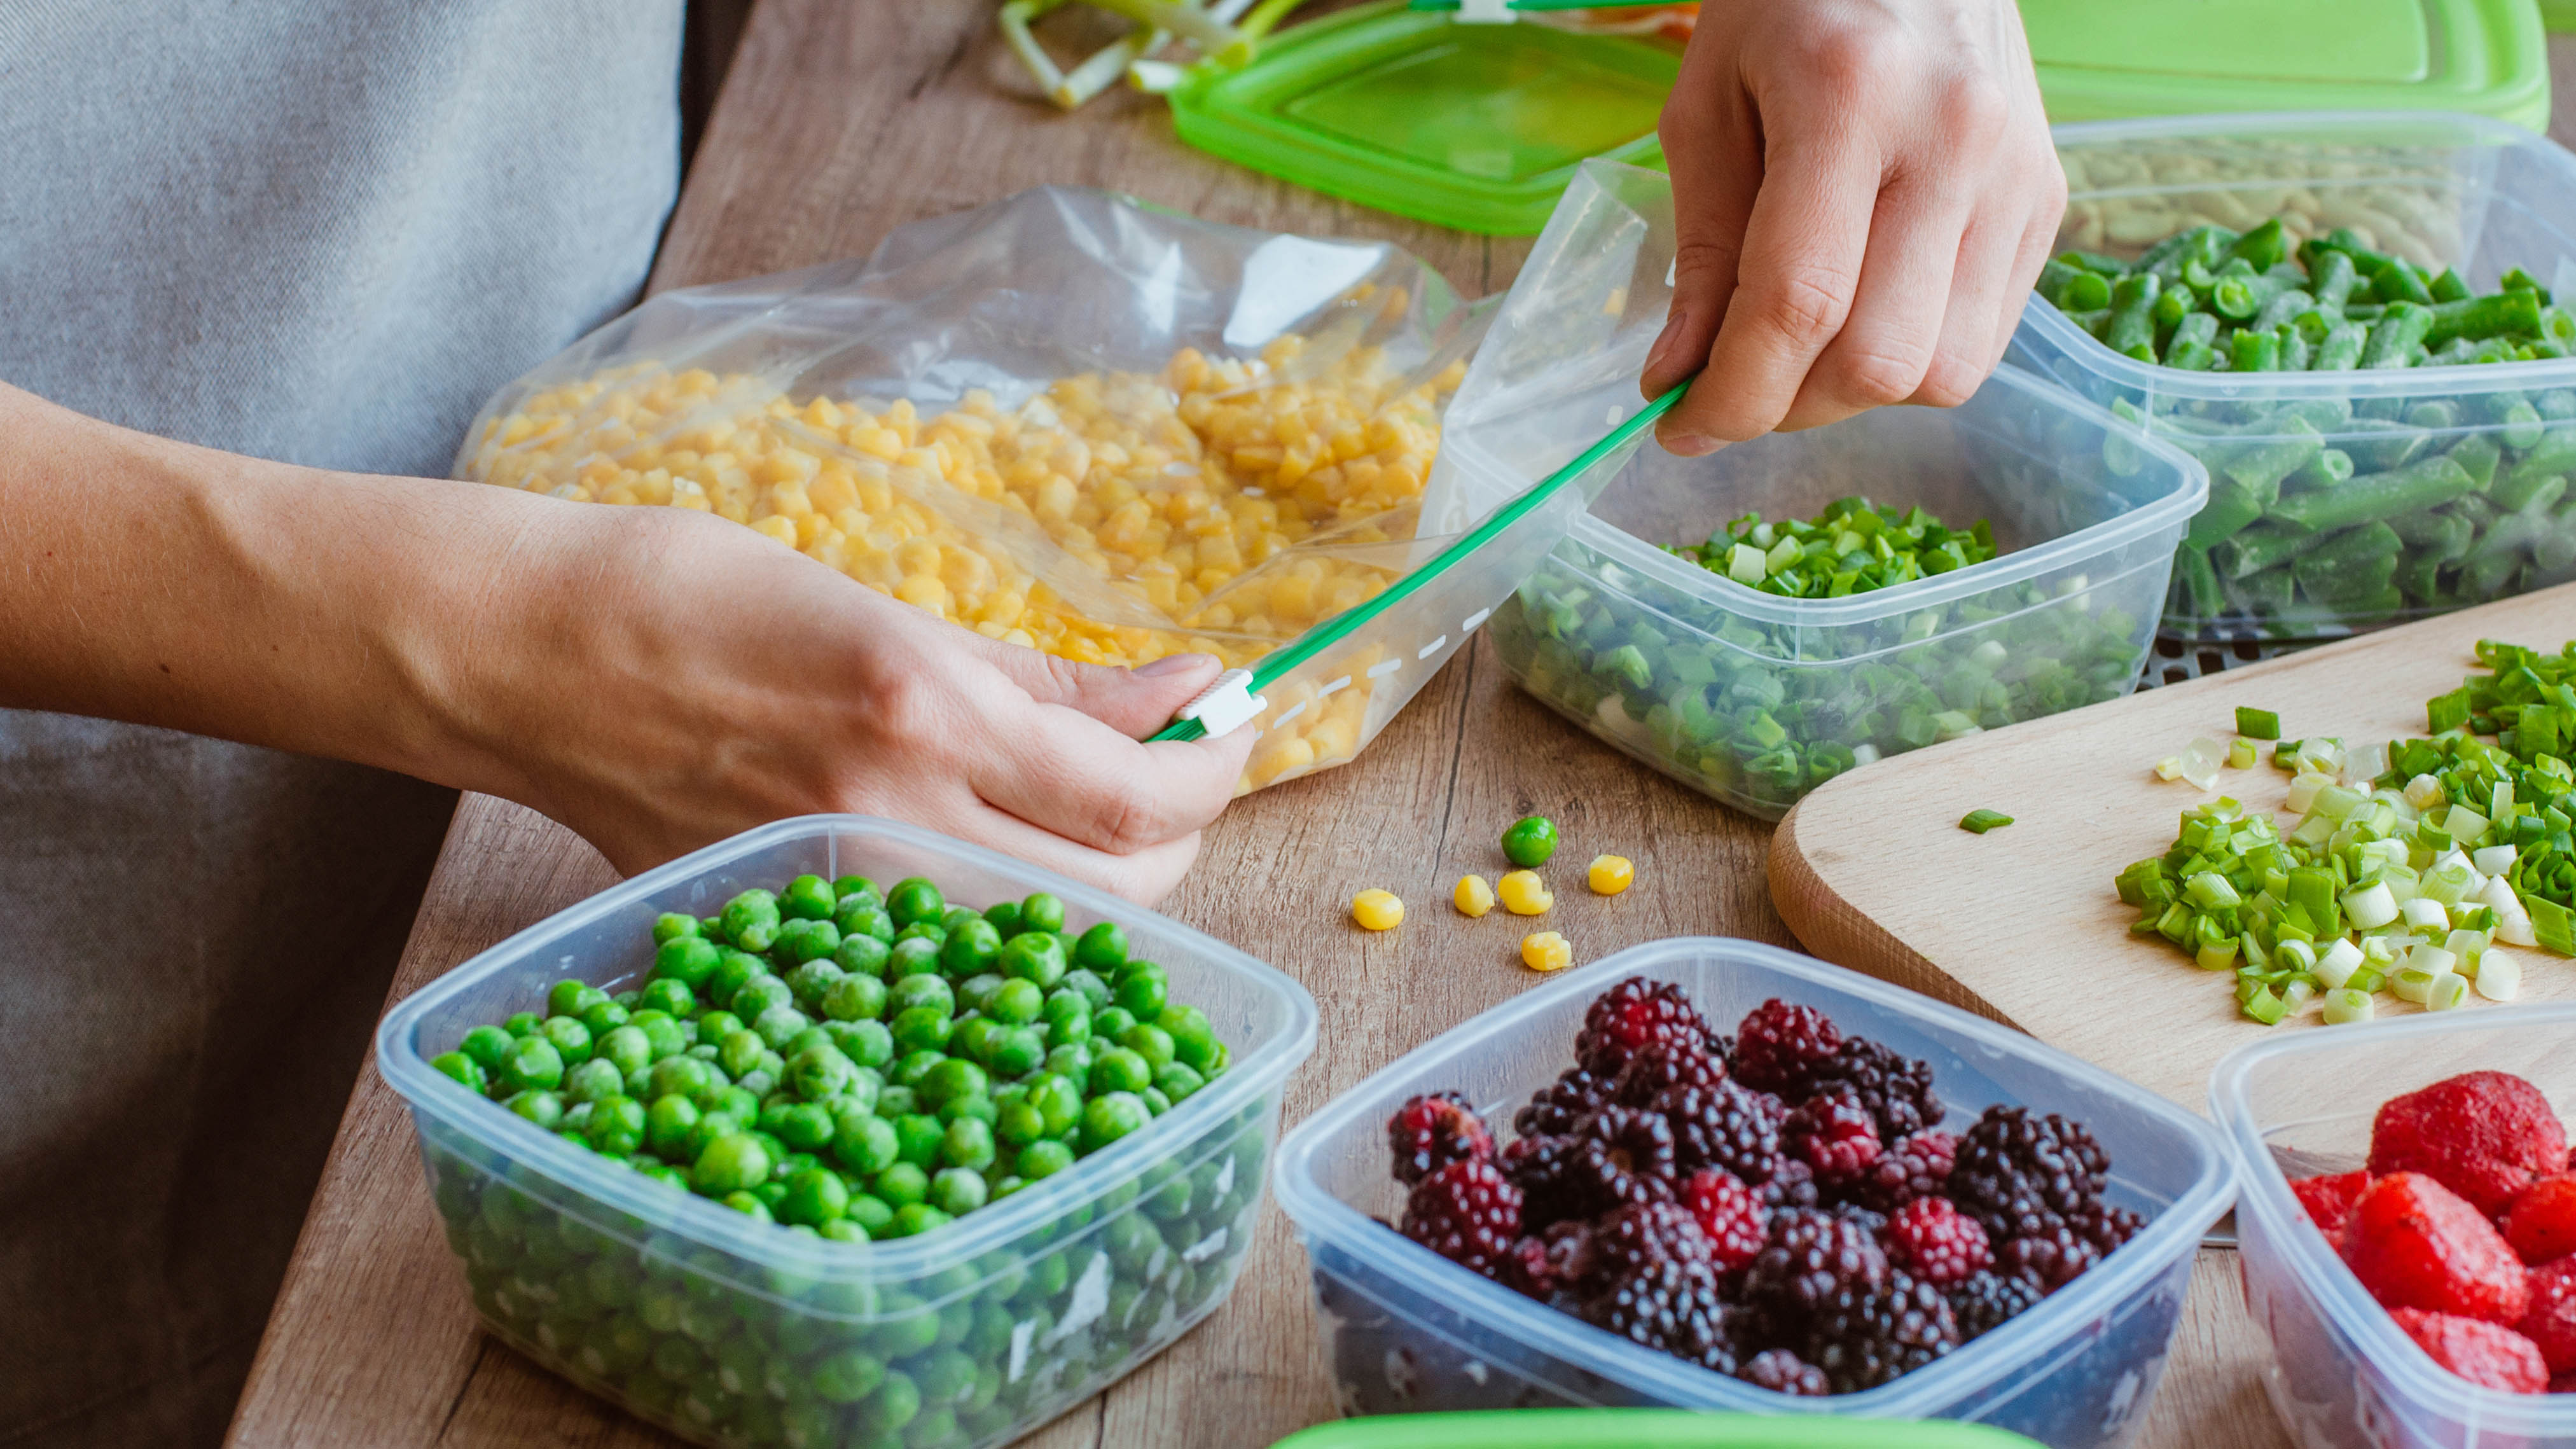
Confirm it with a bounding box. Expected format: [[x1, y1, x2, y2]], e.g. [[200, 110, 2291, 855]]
[[1771, 581, 2576, 1111]]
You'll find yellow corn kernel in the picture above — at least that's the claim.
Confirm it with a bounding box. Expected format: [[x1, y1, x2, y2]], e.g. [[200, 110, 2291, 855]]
[[751, 514, 798, 547], [1453, 875, 1495, 918], [1521, 931, 1572, 973], [1588, 855, 1635, 896], [1497, 870, 1553, 916], [1351, 889, 1404, 932]]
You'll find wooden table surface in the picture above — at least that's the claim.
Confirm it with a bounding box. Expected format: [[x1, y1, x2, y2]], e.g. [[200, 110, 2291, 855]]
[[219, 8, 2576, 1448]]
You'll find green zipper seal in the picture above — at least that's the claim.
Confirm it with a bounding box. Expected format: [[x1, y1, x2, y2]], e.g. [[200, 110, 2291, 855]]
[[1149, 379, 1689, 744]]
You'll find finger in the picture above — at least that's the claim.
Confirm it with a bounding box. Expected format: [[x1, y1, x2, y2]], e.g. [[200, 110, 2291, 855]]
[[1645, 46, 1762, 407], [1776, 172, 1973, 431], [969, 700, 1250, 856], [976, 642, 1228, 739], [948, 800, 1207, 905], [1660, 122, 1881, 454], [1986, 175, 2069, 371]]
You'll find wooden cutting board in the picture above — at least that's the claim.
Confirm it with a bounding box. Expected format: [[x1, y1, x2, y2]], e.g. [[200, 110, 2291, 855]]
[[1769, 581, 2576, 1110]]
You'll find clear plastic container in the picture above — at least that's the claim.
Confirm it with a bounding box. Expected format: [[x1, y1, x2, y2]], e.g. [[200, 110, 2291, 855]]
[[2212, 1002, 2576, 1448], [2012, 111, 2576, 641], [1273, 939, 2238, 1445], [377, 815, 1317, 1449]]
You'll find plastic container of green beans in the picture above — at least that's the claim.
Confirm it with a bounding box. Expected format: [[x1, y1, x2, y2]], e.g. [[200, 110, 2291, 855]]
[[2013, 111, 2576, 641], [378, 815, 1316, 1449]]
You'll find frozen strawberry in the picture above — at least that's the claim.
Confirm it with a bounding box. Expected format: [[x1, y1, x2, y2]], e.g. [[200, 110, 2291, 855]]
[[2290, 1170, 2370, 1240], [2341, 1173, 2530, 1325], [2522, 1258, 2576, 1374], [2369, 1072, 2568, 1217], [2387, 1308, 2547, 1394], [2508, 1174, 2576, 1267]]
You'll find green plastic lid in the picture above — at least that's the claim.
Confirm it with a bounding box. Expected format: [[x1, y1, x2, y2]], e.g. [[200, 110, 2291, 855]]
[[2019, 0, 2549, 130], [1169, 0, 1680, 237], [2544, 0, 2576, 34], [1269, 1410, 2044, 1448]]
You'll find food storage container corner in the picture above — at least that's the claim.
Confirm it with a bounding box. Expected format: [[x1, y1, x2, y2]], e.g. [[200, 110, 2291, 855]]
[[1275, 938, 2236, 1446], [378, 815, 1318, 1449]]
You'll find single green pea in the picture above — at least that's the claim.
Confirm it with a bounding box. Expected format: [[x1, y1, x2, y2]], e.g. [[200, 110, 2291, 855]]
[[847, 1192, 896, 1235], [610, 988, 642, 1010], [1073, 921, 1128, 973], [888, 973, 955, 1018], [892, 1051, 945, 1089], [431, 1051, 486, 1093], [782, 873, 837, 922], [1018, 1139, 1076, 1180], [682, 1109, 747, 1164], [563, 1057, 626, 1106], [541, 1015, 593, 1067], [988, 1027, 1046, 1079], [1018, 892, 1067, 936], [820, 973, 888, 1025], [1088, 1048, 1151, 1097], [637, 977, 695, 1019], [705, 951, 766, 1010], [1042, 1043, 1093, 1082], [579, 1001, 630, 1040], [785, 1024, 834, 1059], [938, 1094, 997, 1130], [892, 922, 947, 953], [654, 935, 721, 990], [953, 973, 1002, 1015], [873, 1161, 930, 1208], [652, 911, 702, 945], [890, 1006, 953, 1055], [730, 975, 794, 1022], [981, 900, 1023, 937], [831, 873, 880, 904], [938, 904, 980, 934], [988, 977, 1044, 1027], [876, 1085, 916, 1118], [1140, 1086, 1172, 1116], [694, 1008, 744, 1041], [941, 919, 1002, 977], [786, 1044, 857, 1101], [941, 1117, 996, 1172], [1112, 964, 1167, 1019], [833, 931, 892, 979], [1502, 814, 1560, 868], [646, 1093, 700, 1160], [885, 878, 945, 928], [714, 1085, 759, 1122], [819, 1217, 869, 1245], [595, 1025, 654, 1078], [504, 1089, 565, 1129], [828, 1018, 894, 1071], [502, 1010, 544, 1038], [1081, 1092, 1151, 1151], [752, 1004, 812, 1052], [784, 959, 847, 1016], [777, 1166, 850, 1226], [952, 1016, 1001, 1067], [696, 1129, 775, 1196], [586, 1095, 649, 1155], [501, 1034, 566, 1093], [719, 1029, 768, 1081], [776, 1100, 838, 1152], [1121, 1022, 1177, 1072], [1029, 1074, 1084, 1138], [887, 937, 943, 979], [997, 932, 1065, 990], [919, 1057, 988, 1109], [721, 889, 782, 953], [634, 1011, 688, 1059], [812, 1346, 887, 1404], [1060, 967, 1111, 1011], [1154, 1062, 1206, 1103], [892, 1114, 945, 1168], [833, 1109, 899, 1175], [994, 1100, 1047, 1147], [1043, 989, 1091, 1043], [547, 979, 601, 1019], [457, 1023, 516, 1072], [887, 1203, 953, 1239], [929, 1168, 988, 1216], [720, 1190, 773, 1222]]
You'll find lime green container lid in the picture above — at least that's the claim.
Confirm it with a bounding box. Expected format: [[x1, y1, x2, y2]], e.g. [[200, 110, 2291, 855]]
[[2021, 0, 2550, 130], [1169, 0, 1679, 237], [1269, 1409, 2044, 1448], [2544, 0, 2576, 34]]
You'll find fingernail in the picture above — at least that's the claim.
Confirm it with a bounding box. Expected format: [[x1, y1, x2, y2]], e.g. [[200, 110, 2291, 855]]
[[1643, 308, 1689, 380], [1136, 652, 1215, 677], [1663, 431, 1721, 458]]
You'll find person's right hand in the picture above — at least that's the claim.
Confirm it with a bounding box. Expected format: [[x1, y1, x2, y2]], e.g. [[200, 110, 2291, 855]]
[[452, 499, 1256, 901]]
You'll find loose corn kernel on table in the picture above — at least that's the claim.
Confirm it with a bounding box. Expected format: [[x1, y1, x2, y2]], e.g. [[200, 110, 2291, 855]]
[[233, 4, 2576, 1446]]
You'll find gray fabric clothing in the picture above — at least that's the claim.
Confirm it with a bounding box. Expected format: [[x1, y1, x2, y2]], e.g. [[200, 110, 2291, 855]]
[[0, 3, 683, 1445]]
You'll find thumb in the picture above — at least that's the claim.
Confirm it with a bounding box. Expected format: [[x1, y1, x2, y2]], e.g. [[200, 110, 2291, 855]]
[[979, 642, 1230, 739]]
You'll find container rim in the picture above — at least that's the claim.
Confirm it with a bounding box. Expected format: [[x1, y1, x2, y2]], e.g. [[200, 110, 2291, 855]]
[[1276, 937, 2239, 1415], [377, 813, 1320, 1281], [1453, 361, 2208, 631], [2032, 107, 2576, 401], [2210, 1002, 2576, 1428]]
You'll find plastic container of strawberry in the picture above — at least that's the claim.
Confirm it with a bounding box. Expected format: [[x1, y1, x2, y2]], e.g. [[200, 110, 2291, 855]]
[[2212, 1002, 2576, 1449], [1273, 939, 2234, 1444]]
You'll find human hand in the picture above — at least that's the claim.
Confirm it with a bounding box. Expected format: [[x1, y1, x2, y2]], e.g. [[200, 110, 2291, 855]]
[[1640, 0, 2064, 454], [454, 502, 1254, 901]]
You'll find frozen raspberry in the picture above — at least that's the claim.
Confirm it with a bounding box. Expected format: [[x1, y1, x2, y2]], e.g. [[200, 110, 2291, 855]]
[[1575, 979, 1716, 1079], [1655, 1078, 1786, 1186], [1806, 1270, 1960, 1394], [1514, 1067, 1615, 1139], [2507, 1174, 2576, 1266], [1612, 1037, 1724, 1107], [2371, 1071, 2569, 1217], [1887, 1197, 1993, 1287], [1745, 1207, 1890, 1329], [1679, 1168, 1767, 1275], [1387, 1092, 1493, 1186], [1806, 1037, 1944, 1142], [1584, 1200, 1712, 1296], [1852, 1131, 1958, 1214], [2389, 1308, 2548, 1393], [1737, 1348, 1828, 1396], [1785, 1085, 1883, 1187], [1583, 1256, 1741, 1373], [1949, 1106, 2110, 1242], [2342, 1172, 2530, 1324], [1949, 1270, 2044, 1342], [1400, 1159, 1522, 1277], [2521, 1257, 2576, 1373], [2291, 1170, 2371, 1242], [1732, 999, 1841, 1096]]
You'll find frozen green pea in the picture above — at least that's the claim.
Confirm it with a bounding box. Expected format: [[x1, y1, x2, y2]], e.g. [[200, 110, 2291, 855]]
[[646, 1093, 701, 1160], [501, 1034, 565, 1093], [586, 1095, 647, 1156], [506, 1089, 564, 1129], [562, 1057, 626, 1106], [431, 1051, 486, 1093], [894, 1114, 945, 1168], [988, 977, 1044, 1027], [941, 1116, 997, 1172], [873, 1161, 930, 1208], [1081, 1093, 1151, 1151], [777, 1167, 850, 1226], [782, 873, 837, 922], [929, 1168, 987, 1216], [833, 1109, 899, 1175], [541, 1015, 593, 1067], [1074, 921, 1128, 972], [821, 973, 888, 1023]]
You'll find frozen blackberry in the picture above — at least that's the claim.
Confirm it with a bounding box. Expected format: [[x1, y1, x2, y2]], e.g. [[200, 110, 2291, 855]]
[[1759, 1158, 1821, 1212], [1850, 1130, 1958, 1214], [1806, 1270, 1960, 1394], [1611, 1037, 1724, 1108], [1737, 1348, 1829, 1397], [1806, 1037, 1943, 1142], [1949, 1270, 2044, 1342], [1514, 1067, 1615, 1139], [1885, 1196, 1991, 1287], [1499, 1134, 1583, 1230], [1583, 1200, 1712, 1297], [1500, 1221, 1594, 1304], [1949, 1106, 2111, 1242], [1654, 1078, 1785, 1185], [2072, 1201, 2145, 1258], [1743, 1207, 1889, 1329], [1562, 1105, 1680, 1217], [1583, 1256, 1741, 1374], [1387, 1091, 1493, 1186], [1784, 1085, 1883, 1187], [1399, 1159, 1522, 1277], [1731, 999, 1841, 1096], [1678, 1168, 1767, 1275], [1575, 978, 1717, 1079], [1997, 1223, 2100, 1294]]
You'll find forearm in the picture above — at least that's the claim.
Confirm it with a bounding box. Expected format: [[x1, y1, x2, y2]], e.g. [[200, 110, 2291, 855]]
[[0, 380, 550, 797]]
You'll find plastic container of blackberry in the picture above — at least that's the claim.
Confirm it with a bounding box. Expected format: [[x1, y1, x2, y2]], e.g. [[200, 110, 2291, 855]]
[[2212, 1004, 2576, 1449], [1271, 939, 2235, 1445]]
